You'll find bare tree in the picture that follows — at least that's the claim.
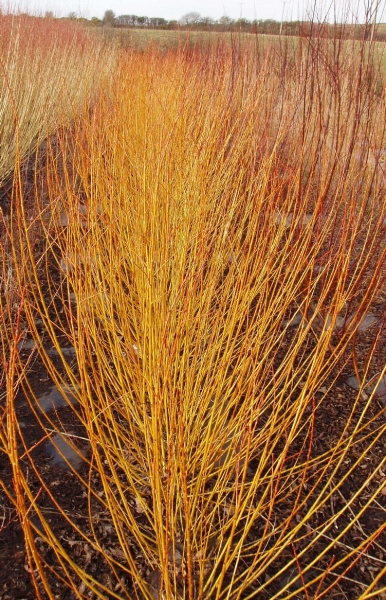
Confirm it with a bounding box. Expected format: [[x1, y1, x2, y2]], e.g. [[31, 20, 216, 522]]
[[103, 9, 116, 26], [219, 15, 233, 27], [179, 11, 201, 26]]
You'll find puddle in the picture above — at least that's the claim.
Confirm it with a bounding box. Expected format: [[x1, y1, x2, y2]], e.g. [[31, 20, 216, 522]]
[[46, 346, 77, 359], [286, 311, 304, 328], [228, 252, 236, 265], [345, 373, 386, 404], [37, 385, 79, 413], [357, 314, 379, 332], [215, 433, 245, 470], [285, 306, 345, 331], [345, 375, 361, 391], [285, 307, 381, 334], [46, 432, 88, 471], [59, 256, 73, 274], [59, 212, 70, 227], [335, 316, 345, 330], [367, 373, 386, 402], [316, 313, 345, 331], [30, 514, 45, 533], [17, 338, 40, 352], [274, 212, 293, 228], [215, 430, 253, 476], [59, 205, 88, 227], [313, 264, 326, 274], [274, 212, 313, 228], [300, 214, 313, 226]]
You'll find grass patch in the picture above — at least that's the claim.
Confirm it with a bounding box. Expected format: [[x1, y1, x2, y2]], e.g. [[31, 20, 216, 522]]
[[97, 27, 285, 51]]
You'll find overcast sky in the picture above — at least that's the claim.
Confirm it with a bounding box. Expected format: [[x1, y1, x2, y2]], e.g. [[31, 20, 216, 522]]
[[26, 0, 377, 23], [30, 0, 294, 21]]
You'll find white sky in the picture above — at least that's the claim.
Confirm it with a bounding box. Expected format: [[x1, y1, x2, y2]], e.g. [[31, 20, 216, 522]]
[[20, 0, 379, 24], [31, 0, 297, 21]]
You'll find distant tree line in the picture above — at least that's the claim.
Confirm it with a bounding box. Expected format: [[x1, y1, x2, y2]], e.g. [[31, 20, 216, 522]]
[[62, 10, 386, 42]]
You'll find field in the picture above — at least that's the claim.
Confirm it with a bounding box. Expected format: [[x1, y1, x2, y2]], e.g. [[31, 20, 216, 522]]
[[1, 11, 386, 600], [98, 27, 284, 51]]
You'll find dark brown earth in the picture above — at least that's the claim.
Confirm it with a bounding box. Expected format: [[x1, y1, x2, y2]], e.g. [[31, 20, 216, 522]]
[[1, 153, 386, 599], [1, 274, 385, 599]]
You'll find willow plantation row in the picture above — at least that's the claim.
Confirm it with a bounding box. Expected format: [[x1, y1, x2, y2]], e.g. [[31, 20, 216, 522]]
[[0, 11, 386, 599]]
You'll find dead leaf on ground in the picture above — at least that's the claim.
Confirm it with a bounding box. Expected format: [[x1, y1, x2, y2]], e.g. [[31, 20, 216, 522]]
[[147, 569, 163, 600], [108, 547, 126, 561], [135, 496, 146, 514]]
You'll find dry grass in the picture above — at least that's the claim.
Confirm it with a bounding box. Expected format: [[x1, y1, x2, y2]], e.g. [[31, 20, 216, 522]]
[[0, 13, 115, 186], [98, 27, 284, 51], [1, 17, 386, 600]]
